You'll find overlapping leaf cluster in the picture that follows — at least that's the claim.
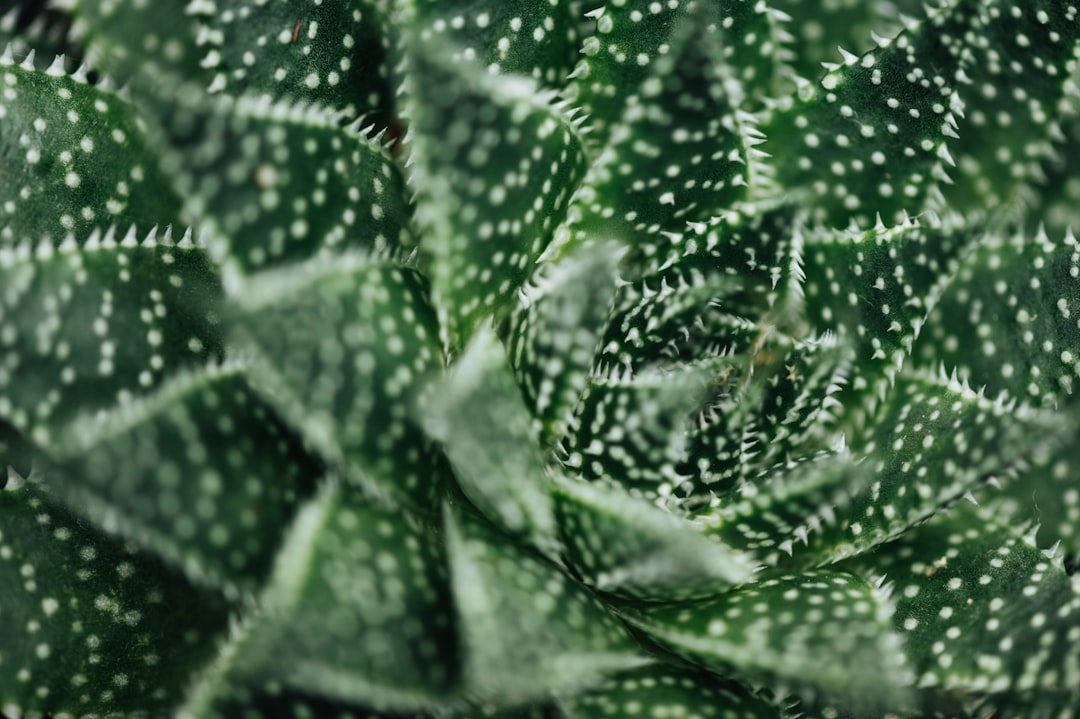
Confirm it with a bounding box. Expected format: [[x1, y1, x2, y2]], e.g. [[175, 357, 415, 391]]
[[2, 1, 1080, 718]]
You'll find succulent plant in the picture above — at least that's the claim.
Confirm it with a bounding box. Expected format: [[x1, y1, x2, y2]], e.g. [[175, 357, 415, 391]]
[[3, 0, 1080, 717]]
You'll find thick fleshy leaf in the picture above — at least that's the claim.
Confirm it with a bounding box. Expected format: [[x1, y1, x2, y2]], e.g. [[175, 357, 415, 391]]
[[769, 0, 918, 81], [763, 4, 966, 227], [623, 570, 912, 708], [230, 254, 445, 511], [0, 50, 183, 245], [57, 0, 205, 80], [445, 506, 646, 705], [562, 363, 711, 497], [565, 0, 784, 145], [563, 2, 762, 262], [848, 504, 1080, 717], [403, 40, 588, 342], [411, 0, 579, 87], [43, 365, 322, 596], [180, 681, 423, 719], [801, 214, 973, 390], [149, 83, 412, 275], [943, 0, 1080, 211], [191, 0, 394, 121], [0, 227, 224, 447], [503, 244, 619, 445], [809, 370, 1059, 563], [996, 439, 1080, 560], [233, 484, 460, 711], [917, 227, 1080, 408], [0, 482, 229, 717], [559, 664, 785, 719], [553, 475, 755, 601], [420, 327, 557, 552]]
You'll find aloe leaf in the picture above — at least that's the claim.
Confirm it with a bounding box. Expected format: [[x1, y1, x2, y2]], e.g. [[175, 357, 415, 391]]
[[56, 0, 205, 80], [181, 682, 424, 719], [411, 0, 579, 87], [1, 419, 31, 480], [147, 83, 412, 276], [402, 40, 588, 343], [190, 0, 394, 121], [623, 570, 912, 709], [0, 481, 229, 717], [0, 51, 183, 245], [0, 228, 224, 447], [822, 370, 1059, 562], [566, 0, 784, 146], [562, 363, 711, 497], [563, 2, 761, 261], [229, 255, 446, 511], [768, 0, 919, 82], [41, 365, 321, 596], [559, 664, 786, 719], [503, 244, 620, 446], [916, 227, 1080, 409], [996, 440, 1080, 559], [942, 0, 1080, 212], [420, 327, 557, 553], [801, 214, 974, 391], [218, 484, 459, 712], [445, 505, 647, 705], [847, 504, 1080, 717], [553, 475, 755, 602], [763, 3, 967, 228]]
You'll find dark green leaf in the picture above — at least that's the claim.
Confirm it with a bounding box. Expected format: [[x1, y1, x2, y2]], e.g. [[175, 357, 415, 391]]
[[503, 244, 620, 446], [230, 254, 446, 511], [623, 570, 912, 709], [764, 4, 967, 227], [0, 482, 229, 717], [0, 51, 183, 245], [553, 475, 755, 601], [43, 366, 322, 596], [421, 327, 557, 553], [916, 227, 1080, 408], [847, 504, 1080, 716], [403, 41, 588, 342], [149, 83, 413, 275], [445, 506, 646, 705], [190, 0, 394, 121], [411, 0, 579, 87], [233, 484, 460, 711], [0, 228, 224, 447], [559, 664, 785, 719]]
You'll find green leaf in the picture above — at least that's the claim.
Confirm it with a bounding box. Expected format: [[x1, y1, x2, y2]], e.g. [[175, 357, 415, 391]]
[[801, 213, 973, 390], [996, 439, 1080, 559], [559, 664, 786, 719], [420, 326, 557, 553], [403, 40, 588, 343], [0, 51, 183, 245], [231, 484, 460, 712], [0, 482, 229, 717], [563, 2, 763, 261], [503, 244, 620, 446], [916, 227, 1080, 408], [411, 0, 579, 87], [57, 0, 206, 80], [942, 0, 1080, 211], [229, 254, 446, 511], [565, 0, 785, 146], [562, 362, 711, 498], [553, 475, 755, 601], [42, 365, 322, 596], [622, 570, 913, 709], [763, 4, 966, 227], [445, 505, 646, 705], [148, 83, 413, 276], [190, 0, 395, 121], [0, 227, 224, 447], [847, 504, 1080, 717]]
